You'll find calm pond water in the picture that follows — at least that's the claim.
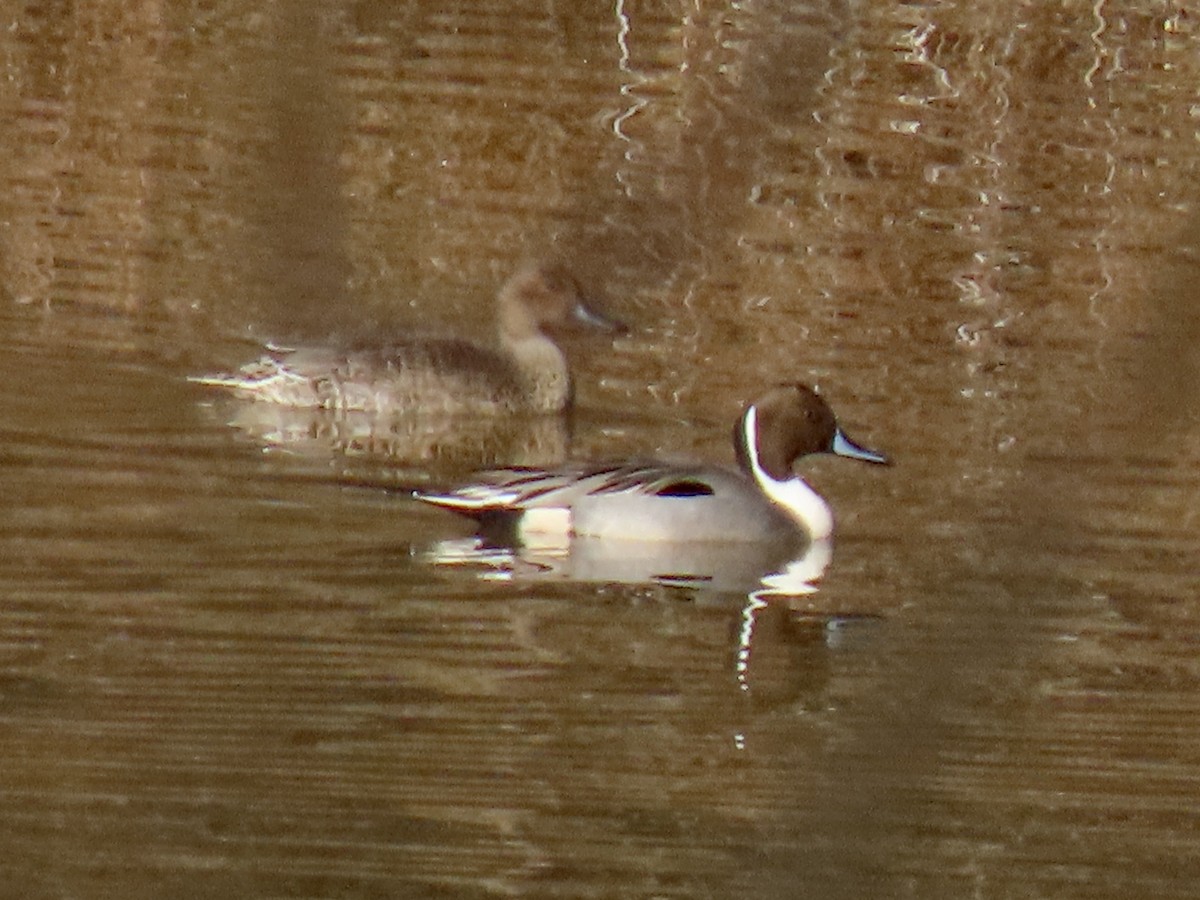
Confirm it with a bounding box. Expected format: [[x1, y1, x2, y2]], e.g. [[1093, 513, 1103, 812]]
[[3, 1, 1200, 897]]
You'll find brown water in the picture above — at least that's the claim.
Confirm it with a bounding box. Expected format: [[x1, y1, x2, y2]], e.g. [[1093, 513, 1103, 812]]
[[3, 1, 1200, 897]]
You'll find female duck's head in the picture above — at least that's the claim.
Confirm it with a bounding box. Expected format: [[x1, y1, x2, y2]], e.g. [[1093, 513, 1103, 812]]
[[497, 262, 625, 341]]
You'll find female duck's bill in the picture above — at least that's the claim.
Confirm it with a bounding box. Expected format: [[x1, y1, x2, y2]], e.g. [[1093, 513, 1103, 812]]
[[189, 262, 624, 416], [416, 382, 889, 545]]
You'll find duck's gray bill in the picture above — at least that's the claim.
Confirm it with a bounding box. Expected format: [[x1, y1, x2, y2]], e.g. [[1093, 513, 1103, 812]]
[[573, 301, 628, 334], [832, 429, 890, 465]]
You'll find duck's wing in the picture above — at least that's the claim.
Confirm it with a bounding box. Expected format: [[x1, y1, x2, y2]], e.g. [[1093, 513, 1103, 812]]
[[189, 346, 346, 405], [189, 347, 310, 391], [416, 462, 723, 515], [191, 340, 525, 412]]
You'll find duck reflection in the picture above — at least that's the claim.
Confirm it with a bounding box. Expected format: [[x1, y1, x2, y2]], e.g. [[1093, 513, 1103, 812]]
[[425, 527, 829, 597], [201, 400, 570, 470], [422, 528, 883, 715]]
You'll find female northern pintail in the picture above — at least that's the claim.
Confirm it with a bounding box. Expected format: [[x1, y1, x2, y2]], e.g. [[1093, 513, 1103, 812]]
[[417, 383, 889, 543], [190, 263, 623, 416]]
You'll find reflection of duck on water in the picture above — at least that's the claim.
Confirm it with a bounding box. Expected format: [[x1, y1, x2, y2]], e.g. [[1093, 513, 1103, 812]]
[[204, 402, 571, 473], [424, 529, 827, 596]]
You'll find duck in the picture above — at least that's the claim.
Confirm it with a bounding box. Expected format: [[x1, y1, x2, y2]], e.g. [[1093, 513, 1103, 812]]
[[415, 383, 889, 544], [189, 262, 623, 416]]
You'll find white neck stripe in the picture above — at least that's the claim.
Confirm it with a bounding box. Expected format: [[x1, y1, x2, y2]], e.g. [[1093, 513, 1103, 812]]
[[742, 405, 835, 540]]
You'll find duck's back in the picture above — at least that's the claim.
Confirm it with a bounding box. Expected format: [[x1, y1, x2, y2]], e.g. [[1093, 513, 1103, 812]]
[[424, 462, 804, 543], [198, 337, 569, 416]]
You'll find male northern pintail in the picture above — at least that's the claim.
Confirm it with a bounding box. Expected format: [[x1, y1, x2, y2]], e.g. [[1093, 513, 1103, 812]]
[[190, 263, 623, 416], [416, 383, 889, 543]]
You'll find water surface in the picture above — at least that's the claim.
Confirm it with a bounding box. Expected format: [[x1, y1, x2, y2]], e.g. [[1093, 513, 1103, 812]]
[[2, 2, 1200, 897]]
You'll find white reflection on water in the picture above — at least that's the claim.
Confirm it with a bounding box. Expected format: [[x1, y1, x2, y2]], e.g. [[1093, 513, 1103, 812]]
[[424, 531, 829, 597], [426, 528, 844, 710]]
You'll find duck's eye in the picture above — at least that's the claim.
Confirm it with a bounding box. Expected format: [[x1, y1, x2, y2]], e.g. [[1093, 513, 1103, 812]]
[[655, 480, 714, 498]]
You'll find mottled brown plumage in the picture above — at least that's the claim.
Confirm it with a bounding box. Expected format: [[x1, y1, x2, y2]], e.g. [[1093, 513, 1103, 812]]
[[191, 263, 621, 415]]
